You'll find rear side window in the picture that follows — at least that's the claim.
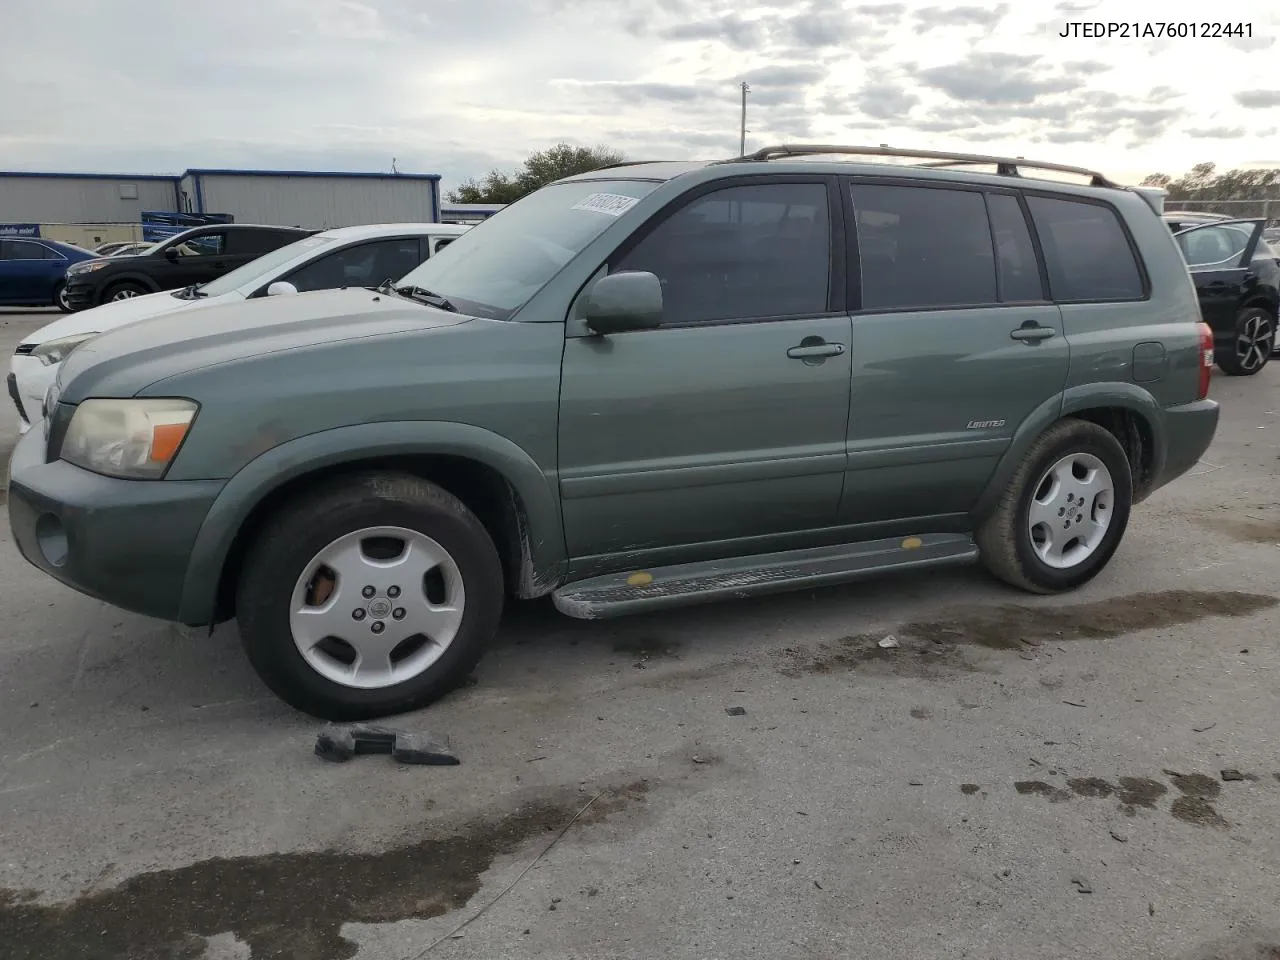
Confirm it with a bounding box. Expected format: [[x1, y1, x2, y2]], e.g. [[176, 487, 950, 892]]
[[614, 181, 831, 324], [986, 194, 1044, 301], [1026, 196, 1144, 302], [850, 183, 997, 310]]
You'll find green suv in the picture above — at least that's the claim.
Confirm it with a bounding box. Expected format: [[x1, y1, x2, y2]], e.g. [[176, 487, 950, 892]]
[[7, 146, 1219, 719]]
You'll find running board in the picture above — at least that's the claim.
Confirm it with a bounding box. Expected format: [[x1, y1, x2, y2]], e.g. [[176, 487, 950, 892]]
[[552, 533, 978, 620]]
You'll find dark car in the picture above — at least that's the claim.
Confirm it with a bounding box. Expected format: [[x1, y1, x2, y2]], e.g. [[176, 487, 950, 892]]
[[62, 223, 313, 311], [0, 237, 97, 312], [1166, 216, 1280, 375]]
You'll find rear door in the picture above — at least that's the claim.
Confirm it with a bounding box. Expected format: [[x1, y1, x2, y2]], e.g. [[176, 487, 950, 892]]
[[557, 177, 852, 571], [838, 181, 1070, 526], [1172, 218, 1264, 338]]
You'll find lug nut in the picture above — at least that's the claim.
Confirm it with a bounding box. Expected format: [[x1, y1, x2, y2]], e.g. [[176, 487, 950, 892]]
[[352, 609, 366, 621], [393, 608, 406, 620], [362, 585, 376, 598], [371, 621, 385, 634], [1058, 507, 1065, 517], [388, 585, 401, 598]]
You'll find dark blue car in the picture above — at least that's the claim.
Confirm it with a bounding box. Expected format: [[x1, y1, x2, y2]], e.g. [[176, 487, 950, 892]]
[[0, 237, 96, 312]]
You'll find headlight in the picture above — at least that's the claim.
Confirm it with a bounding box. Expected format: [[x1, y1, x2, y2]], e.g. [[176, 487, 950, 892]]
[[68, 261, 110, 275], [31, 333, 98, 366], [60, 398, 199, 479]]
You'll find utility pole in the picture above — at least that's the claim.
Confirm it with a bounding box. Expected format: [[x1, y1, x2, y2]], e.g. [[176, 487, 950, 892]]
[[739, 81, 750, 156]]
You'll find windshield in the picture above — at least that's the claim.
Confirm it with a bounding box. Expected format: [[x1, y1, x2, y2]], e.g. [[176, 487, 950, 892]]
[[395, 179, 660, 319], [196, 234, 338, 297]]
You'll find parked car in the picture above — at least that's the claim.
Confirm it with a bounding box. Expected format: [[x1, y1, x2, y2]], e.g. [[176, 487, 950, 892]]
[[0, 237, 96, 312], [7, 145, 1219, 720], [1166, 215, 1280, 374], [93, 241, 131, 256], [61, 223, 313, 311], [1162, 210, 1232, 233], [8, 222, 470, 434]]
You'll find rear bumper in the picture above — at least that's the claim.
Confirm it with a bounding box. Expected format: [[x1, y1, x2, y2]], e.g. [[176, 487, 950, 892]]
[[7, 427, 224, 622], [1153, 398, 1219, 493]]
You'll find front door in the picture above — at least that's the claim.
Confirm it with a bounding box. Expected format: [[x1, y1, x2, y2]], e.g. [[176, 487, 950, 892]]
[[838, 182, 1072, 526], [558, 178, 852, 573], [164, 230, 229, 288], [1172, 218, 1265, 344]]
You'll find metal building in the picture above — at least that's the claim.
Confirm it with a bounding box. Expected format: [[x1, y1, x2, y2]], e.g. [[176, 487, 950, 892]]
[[177, 169, 441, 229], [0, 172, 182, 223], [1, 167, 443, 236]]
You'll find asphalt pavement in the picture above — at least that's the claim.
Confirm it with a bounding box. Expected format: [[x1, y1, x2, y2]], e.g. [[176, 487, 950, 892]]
[[2, 308, 1280, 960]]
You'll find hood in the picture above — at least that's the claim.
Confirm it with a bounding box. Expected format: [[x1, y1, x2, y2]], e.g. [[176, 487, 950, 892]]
[[56, 287, 469, 403], [21, 289, 211, 346]]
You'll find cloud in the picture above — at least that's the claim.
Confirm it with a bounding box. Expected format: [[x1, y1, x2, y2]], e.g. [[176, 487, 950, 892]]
[[1236, 91, 1280, 109], [855, 83, 920, 119], [914, 4, 1008, 29], [1187, 126, 1248, 139], [916, 52, 1080, 103], [660, 14, 765, 50]]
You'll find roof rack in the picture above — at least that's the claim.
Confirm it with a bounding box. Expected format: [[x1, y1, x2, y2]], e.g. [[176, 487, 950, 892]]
[[727, 144, 1120, 189]]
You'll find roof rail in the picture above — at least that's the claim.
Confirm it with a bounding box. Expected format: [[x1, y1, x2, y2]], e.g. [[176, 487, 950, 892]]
[[727, 144, 1120, 189]]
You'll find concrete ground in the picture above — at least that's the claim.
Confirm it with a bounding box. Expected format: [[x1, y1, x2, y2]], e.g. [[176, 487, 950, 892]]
[[2, 307, 1279, 960]]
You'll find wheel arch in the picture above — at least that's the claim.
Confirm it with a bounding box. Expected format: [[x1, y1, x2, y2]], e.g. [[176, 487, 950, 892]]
[[177, 422, 567, 626], [100, 273, 161, 297], [972, 385, 1165, 522]]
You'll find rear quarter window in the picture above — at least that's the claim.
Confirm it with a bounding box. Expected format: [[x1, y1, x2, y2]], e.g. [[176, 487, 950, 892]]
[[1026, 196, 1145, 302]]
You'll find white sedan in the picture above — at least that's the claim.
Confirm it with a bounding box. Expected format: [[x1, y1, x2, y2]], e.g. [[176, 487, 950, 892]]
[[8, 222, 470, 433]]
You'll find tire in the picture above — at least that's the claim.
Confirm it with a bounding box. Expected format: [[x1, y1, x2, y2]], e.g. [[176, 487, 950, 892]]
[[976, 418, 1132, 594], [235, 472, 505, 720], [1216, 306, 1274, 376], [52, 282, 71, 313], [101, 281, 147, 304]]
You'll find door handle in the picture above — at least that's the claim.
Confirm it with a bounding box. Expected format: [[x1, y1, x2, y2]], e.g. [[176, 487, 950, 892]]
[[787, 341, 845, 359], [1010, 324, 1056, 343]]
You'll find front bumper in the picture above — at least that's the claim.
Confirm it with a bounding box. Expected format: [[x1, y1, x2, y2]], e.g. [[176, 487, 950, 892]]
[[62, 276, 101, 311], [1154, 398, 1220, 492], [8, 353, 55, 436], [7, 427, 225, 622]]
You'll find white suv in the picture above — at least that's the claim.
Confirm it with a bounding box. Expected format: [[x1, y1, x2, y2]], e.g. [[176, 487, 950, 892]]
[[8, 222, 470, 433]]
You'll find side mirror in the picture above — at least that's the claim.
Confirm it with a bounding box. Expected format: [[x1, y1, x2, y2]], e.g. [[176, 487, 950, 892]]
[[266, 281, 299, 297], [163, 247, 179, 262], [582, 271, 663, 335]]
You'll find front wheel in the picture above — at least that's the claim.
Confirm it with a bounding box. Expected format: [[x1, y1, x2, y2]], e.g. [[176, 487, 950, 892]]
[[52, 281, 71, 313], [976, 418, 1132, 594], [1216, 306, 1274, 376], [102, 281, 147, 304], [235, 472, 505, 720]]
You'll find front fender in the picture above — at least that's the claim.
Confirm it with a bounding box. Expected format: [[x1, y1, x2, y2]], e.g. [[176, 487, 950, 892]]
[[176, 420, 566, 625], [970, 382, 1165, 522]]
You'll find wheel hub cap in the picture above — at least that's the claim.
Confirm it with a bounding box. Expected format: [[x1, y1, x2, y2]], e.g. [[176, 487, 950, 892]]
[[1238, 314, 1274, 371], [289, 525, 466, 690], [1026, 453, 1115, 570]]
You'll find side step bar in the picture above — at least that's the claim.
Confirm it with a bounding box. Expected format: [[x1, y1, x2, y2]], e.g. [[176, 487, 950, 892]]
[[552, 534, 978, 620]]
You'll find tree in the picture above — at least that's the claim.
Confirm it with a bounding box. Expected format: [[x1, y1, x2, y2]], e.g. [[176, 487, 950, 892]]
[[1140, 162, 1280, 220], [447, 143, 625, 204]]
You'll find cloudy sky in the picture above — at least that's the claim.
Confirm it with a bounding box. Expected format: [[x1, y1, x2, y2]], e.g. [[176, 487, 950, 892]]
[[2, 0, 1278, 192]]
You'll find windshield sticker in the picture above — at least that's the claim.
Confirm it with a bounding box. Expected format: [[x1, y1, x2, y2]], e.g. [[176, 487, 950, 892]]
[[572, 193, 639, 217]]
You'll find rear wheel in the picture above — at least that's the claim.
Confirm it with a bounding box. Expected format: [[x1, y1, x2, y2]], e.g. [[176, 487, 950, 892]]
[[976, 418, 1132, 594], [52, 282, 71, 313], [235, 472, 505, 720], [1216, 306, 1274, 376], [102, 281, 147, 304]]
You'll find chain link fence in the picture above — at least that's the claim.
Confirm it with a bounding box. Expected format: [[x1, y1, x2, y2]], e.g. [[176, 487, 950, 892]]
[[1162, 198, 1280, 226]]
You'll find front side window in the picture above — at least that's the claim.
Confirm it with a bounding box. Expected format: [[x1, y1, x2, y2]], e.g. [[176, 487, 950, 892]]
[[395, 178, 661, 319], [286, 238, 426, 292], [169, 232, 226, 257], [613, 181, 831, 325], [851, 183, 997, 310], [1175, 224, 1253, 268], [199, 235, 335, 297], [1026, 196, 1144, 301]]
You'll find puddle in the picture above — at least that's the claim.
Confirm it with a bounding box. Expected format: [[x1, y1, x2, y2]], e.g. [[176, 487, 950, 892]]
[[611, 636, 684, 660], [776, 634, 970, 677], [1171, 796, 1229, 828], [1196, 513, 1280, 544], [1067, 777, 1114, 798], [1116, 777, 1168, 812], [960, 783, 980, 795], [898, 590, 1276, 651], [1167, 772, 1221, 799], [1014, 780, 1070, 802], [1012, 769, 1254, 827], [0, 782, 648, 960]]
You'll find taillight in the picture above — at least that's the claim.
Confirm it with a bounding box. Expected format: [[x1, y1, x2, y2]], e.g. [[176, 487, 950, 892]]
[[1197, 321, 1214, 400]]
